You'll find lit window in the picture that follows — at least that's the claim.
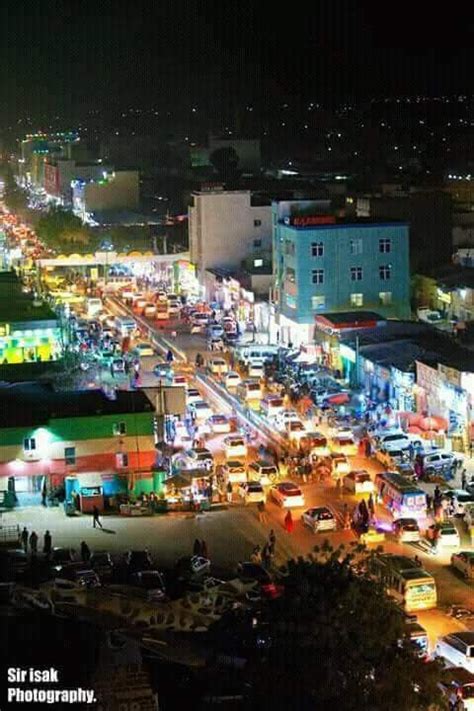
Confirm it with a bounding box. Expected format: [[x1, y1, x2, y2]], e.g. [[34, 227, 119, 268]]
[[113, 422, 127, 435], [379, 265, 392, 281], [23, 437, 36, 452], [64, 447, 76, 465], [312, 269, 324, 285], [379, 291, 392, 305], [312, 295, 326, 310], [379, 238, 392, 253], [350, 266, 363, 281], [350, 238, 363, 255], [254, 219, 262, 227], [311, 242, 324, 257], [254, 258, 263, 267], [285, 267, 296, 283], [350, 293, 364, 307], [116, 452, 129, 468]]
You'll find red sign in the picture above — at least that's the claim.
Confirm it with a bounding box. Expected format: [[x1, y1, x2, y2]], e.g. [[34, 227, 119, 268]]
[[292, 215, 336, 227], [44, 163, 60, 196]]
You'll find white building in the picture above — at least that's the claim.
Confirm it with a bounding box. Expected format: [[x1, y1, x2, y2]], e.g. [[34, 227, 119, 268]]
[[72, 170, 139, 222], [188, 189, 271, 280]]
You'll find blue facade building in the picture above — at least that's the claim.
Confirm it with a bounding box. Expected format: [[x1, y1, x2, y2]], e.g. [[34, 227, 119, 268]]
[[272, 201, 410, 344]]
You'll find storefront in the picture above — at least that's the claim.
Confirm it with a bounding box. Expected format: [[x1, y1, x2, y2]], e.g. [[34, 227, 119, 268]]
[[0, 320, 63, 364]]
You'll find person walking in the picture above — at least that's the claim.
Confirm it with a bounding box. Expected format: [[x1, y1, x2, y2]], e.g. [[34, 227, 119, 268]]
[[268, 529, 276, 554], [21, 527, 28, 553], [257, 500, 268, 524], [368, 493, 375, 521], [193, 538, 201, 556], [461, 469, 467, 490], [80, 541, 91, 562], [262, 542, 272, 569], [226, 481, 233, 504], [284, 509, 294, 534], [201, 540, 208, 559], [92, 505, 103, 529], [29, 531, 38, 555], [43, 530, 52, 558]]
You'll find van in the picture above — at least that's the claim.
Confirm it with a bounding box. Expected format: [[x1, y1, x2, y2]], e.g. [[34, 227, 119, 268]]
[[208, 358, 228, 376], [248, 360, 265, 379], [237, 344, 280, 366], [261, 395, 285, 418], [114, 317, 137, 337], [238, 379, 263, 401], [86, 297, 103, 317], [434, 633, 474, 673]]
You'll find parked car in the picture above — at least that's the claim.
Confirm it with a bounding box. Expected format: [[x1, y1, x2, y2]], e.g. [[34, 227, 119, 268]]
[[270, 481, 305, 508], [175, 555, 211, 581], [422, 451, 463, 474], [301, 507, 337, 533], [126, 550, 153, 575], [392, 518, 421, 543], [223, 435, 247, 460], [172, 448, 214, 471], [376, 431, 422, 453], [330, 433, 357, 456], [451, 551, 474, 580], [0, 548, 28, 580], [248, 361, 265, 379], [437, 667, 474, 711], [54, 563, 101, 589], [238, 481, 265, 504], [50, 547, 76, 572], [464, 503, 474, 528], [89, 552, 114, 581], [343, 470, 374, 494], [434, 632, 474, 673], [129, 569, 167, 601]]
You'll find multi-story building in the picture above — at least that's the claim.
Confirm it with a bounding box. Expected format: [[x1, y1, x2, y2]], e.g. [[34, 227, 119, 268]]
[[43, 159, 112, 205], [72, 170, 139, 222], [189, 189, 272, 281], [0, 384, 156, 506], [272, 200, 410, 345]]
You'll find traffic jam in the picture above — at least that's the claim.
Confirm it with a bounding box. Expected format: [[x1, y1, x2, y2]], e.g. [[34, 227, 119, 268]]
[[3, 203, 474, 683]]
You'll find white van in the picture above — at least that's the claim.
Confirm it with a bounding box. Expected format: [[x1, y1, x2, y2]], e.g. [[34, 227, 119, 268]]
[[434, 633, 474, 674], [261, 395, 285, 418], [237, 345, 280, 366], [238, 380, 263, 401], [208, 358, 229, 376]]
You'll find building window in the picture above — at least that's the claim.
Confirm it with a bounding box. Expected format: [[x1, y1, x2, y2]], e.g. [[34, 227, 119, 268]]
[[64, 447, 76, 465], [379, 238, 392, 253], [312, 269, 324, 285], [350, 238, 363, 255], [312, 295, 326, 310], [350, 293, 364, 307], [254, 219, 262, 227], [253, 238, 262, 248], [116, 452, 129, 468], [311, 242, 324, 257], [350, 266, 363, 281], [23, 437, 36, 452], [379, 264, 392, 281], [379, 291, 392, 305], [113, 422, 127, 436]]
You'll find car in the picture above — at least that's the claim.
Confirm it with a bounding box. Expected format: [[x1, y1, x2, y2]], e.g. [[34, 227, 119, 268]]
[[343, 470, 374, 494], [89, 552, 114, 581], [443, 490, 474, 516], [0, 548, 28, 579], [421, 451, 463, 474], [207, 324, 224, 338], [168, 300, 181, 316], [224, 332, 239, 345], [225, 371, 242, 389], [437, 522, 461, 547], [329, 452, 351, 477], [392, 518, 421, 543], [208, 357, 228, 375], [238, 481, 265, 504], [206, 414, 230, 435], [434, 632, 474, 674], [248, 360, 265, 379], [54, 563, 101, 589], [207, 337, 225, 352], [330, 434, 357, 456], [129, 569, 167, 601], [224, 460, 247, 484], [375, 447, 410, 470], [50, 547, 76, 571], [417, 308, 443, 323], [186, 387, 202, 405], [359, 526, 386, 545], [143, 303, 157, 318], [270, 481, 305, 508], [223, 435, 247, 460], [248, 460, 279, 485], [299, 432, 330, 457], [275, 410, 301, 430], [437, 666, 474, 710], [451, 551, 474, 579], [301, 507, 337, 533], [173, 421, 194, 448], [376, 431, 422, 453], [175, 555, 211, 581], [261, 395, 285, 419], [173, 448, 214, 471], [311, 387, 342, 405], [238, 379, 263, 401], [126, 550, 153, 575], [134, 341, 155, 357], [189, 400, 213, 421]]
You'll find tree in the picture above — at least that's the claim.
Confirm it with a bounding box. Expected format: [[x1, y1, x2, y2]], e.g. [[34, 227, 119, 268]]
[[228, 548, 445, 710], [36, 207, 90, 251], [209, 146, 241, 182], [2, 171, 28, 213]]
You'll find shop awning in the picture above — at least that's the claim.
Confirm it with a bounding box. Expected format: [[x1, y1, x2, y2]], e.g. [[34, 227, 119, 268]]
[[75, 473, 105, 488]]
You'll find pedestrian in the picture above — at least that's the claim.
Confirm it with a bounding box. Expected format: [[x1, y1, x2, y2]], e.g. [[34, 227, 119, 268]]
[[201, 540, 208, 559], [262, 543, 272, 569], [284, 509, 294, 533], [29, 531, 38, 555], [166, 349, 174, 363], [336, 477, 342, 497], [250, 545, 262, 565], [21, 526, 28, 552], [268, 529, 276, 553], [257, 500, 268, 524], [365, 438, 372, 459], [80, 541, 91, 562], [426, 493, 433, 513], [413, 555, 422, 567], [193, 538, 201, 556], [43, 530, 52, 558], [434, 485, 441, 503], [226, 481, 233, 504], [92, 505, 103, 528], [41, 483, 47, 507], [368, 493, 375, 520], [461, 469, 467, 490]]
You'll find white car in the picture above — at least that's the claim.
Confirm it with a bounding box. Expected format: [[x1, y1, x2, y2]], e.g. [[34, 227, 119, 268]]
[[224, 460, 247, 484], [208, 324, 224, 338], [248, 360, 265, 379], [270, 481, 305, 508], [238, 481, 265, 504], [186, 388, 202, 405], [451, 551, 474, 579], [434, 632, 474, 674], [168, 300, 181, 316], [208, 414, 232, 434], [225, 371, 242, 389], [286, 419, 307, 442], [208, 358, 228, 375], [301, 507, 337, 533], [392, 518, 421, 543], [377, 431, 422, 453], [172, 448, 214, 471], [343, 470, 374, 495], [437, 523, 461, 548], [189, 400, 213, 421], [223, 435, 247, 460], [248, 460, 279, 485]]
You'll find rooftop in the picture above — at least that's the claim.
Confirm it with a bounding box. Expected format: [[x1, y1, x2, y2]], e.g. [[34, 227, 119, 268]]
[[0, 383, 154, 428], [280, 216, 408, 230], [421, 264, 474, 290]]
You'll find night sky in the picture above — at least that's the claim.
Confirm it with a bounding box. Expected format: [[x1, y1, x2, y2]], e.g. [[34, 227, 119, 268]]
[[0, 0, 473, 120]]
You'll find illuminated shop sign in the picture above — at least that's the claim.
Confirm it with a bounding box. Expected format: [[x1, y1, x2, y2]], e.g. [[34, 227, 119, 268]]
[[0, 324, 10, 337]]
